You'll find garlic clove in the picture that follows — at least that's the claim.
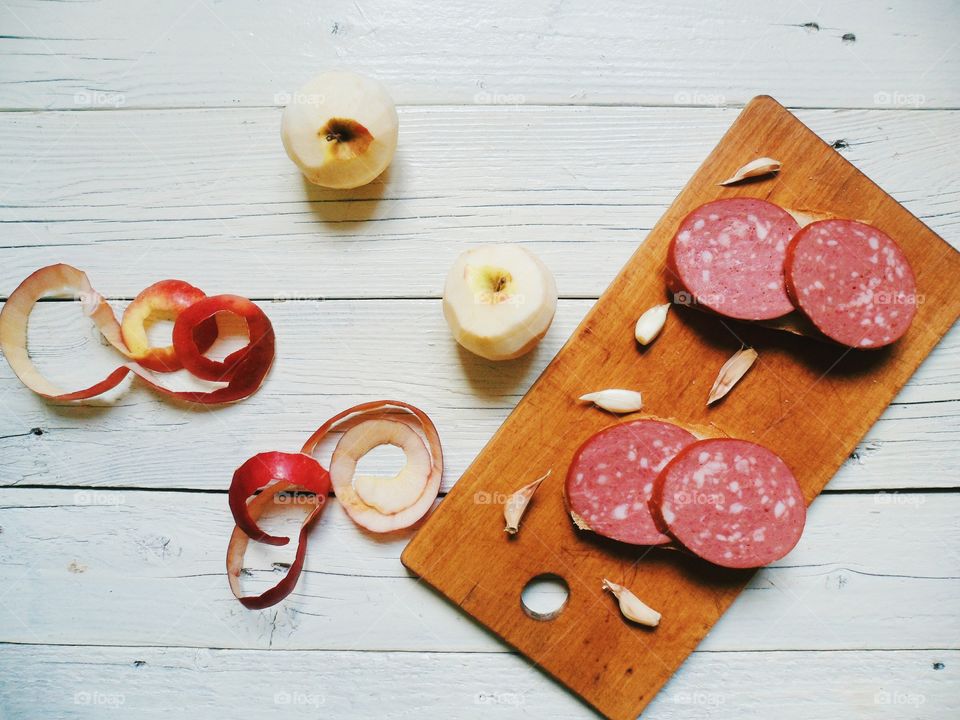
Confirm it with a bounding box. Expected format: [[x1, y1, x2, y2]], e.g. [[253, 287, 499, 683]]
[[578, 389, 643, 414], [707, 347, 758, 405], [634, 303, 671, 345], [503, 470, 550, 534], [602, 579, 661, 627], [719, 157, 782, 186]]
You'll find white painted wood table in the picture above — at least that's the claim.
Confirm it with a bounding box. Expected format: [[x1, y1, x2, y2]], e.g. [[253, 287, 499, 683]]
[[0, 1, 958, 718]]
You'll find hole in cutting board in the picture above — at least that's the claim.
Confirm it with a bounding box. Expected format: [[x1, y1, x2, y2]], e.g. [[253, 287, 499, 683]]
[[520, 574, 569, 621]]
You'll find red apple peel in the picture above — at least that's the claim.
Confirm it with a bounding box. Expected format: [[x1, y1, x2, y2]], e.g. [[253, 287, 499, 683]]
[[0, 264, 273, 404], [226, 478, 327, 610], [225, 401, 443, 608], [228, 451, 331, 546], [120, 279, 218, 372], [301, 400, 443, 533]]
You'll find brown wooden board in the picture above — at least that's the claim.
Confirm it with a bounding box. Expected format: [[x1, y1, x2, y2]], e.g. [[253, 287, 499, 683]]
[[401, 96, 960, 720]]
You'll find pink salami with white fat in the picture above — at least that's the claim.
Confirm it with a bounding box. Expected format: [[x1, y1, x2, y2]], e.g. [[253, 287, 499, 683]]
[[565, 419, 698, 546], [668, 198, 799, 320], [652, 438, 805, 568], [785, 219, 917, 348]]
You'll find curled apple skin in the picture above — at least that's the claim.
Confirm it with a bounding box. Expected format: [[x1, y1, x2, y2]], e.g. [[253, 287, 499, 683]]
[[225, 401, 444, 609], [301, 400, 443, 533], [121, 279, 218, 373], [280, 70, 399, 189], [131, 294, 276, 405], [228, 451, 331, 546], [226, 479, 327, 610], [0, 264, 132, 400], [0, 264, 275, 405]]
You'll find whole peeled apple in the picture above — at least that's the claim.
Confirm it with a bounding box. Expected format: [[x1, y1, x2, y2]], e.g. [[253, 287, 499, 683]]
[[281, 71, 399, 189], [443, 245, 558, 361]]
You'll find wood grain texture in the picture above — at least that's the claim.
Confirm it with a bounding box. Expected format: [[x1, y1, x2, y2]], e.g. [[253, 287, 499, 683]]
[[0, 106, 957, 299], [0, 489, 956, 652], [1, 0, 958, 109], [401, 97, 960, 719], [0, 645, 954, 720]]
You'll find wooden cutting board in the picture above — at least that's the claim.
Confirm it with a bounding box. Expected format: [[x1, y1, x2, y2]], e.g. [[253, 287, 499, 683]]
[[401, 95, 960, 720]]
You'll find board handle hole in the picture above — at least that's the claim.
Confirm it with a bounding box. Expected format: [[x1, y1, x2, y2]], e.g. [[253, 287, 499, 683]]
[[520, 573, 569, 621]]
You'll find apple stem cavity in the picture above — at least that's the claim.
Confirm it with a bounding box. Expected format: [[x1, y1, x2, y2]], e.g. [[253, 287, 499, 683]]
[[319, 117, 373, 160]]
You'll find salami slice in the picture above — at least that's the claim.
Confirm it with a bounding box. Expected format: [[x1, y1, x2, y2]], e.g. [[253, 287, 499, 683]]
[[785, 219, 917, 348], [668, 198, 799, 320], [652, 439, 805, 568], [565, 419, 698, 545]]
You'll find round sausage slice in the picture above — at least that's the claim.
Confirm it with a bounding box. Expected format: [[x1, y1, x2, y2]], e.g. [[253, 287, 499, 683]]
[[565, 419, 698, 545], [668, 198, 799, 320], [652, 438, 805, 568], [785, 219, 917, 348]]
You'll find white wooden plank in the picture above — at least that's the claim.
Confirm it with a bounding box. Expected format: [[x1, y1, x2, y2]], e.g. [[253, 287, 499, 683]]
[[0, 489, 956, 652], [0, 107, 957, 299], [0, 300, 956, 491], [0, 644, 954, 720], [0, 0, 958, 109]]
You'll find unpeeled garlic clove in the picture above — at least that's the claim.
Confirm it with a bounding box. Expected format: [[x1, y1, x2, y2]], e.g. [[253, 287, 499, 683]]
[[634, 303, 671, 345], [578, 389, 643, 414], [707, 347, 758, 405], [719, 157, 782, 186], [602, 579, 661, 627], [503, 470, 550, 534]]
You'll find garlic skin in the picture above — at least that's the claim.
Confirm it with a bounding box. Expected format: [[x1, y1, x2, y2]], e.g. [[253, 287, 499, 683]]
[[719, 157, 782, 186], [503, 471, 550, 534], [634, 303, 670, 345], [707, 347, 758, 405], [602, 579, 661, 627], [281, 71, 399, 189], [578, 389, 643, 414]]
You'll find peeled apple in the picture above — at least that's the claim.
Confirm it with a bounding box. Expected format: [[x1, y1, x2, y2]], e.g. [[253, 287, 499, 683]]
[[442, 244, 558, 361], [280, 71, 399, 189]]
